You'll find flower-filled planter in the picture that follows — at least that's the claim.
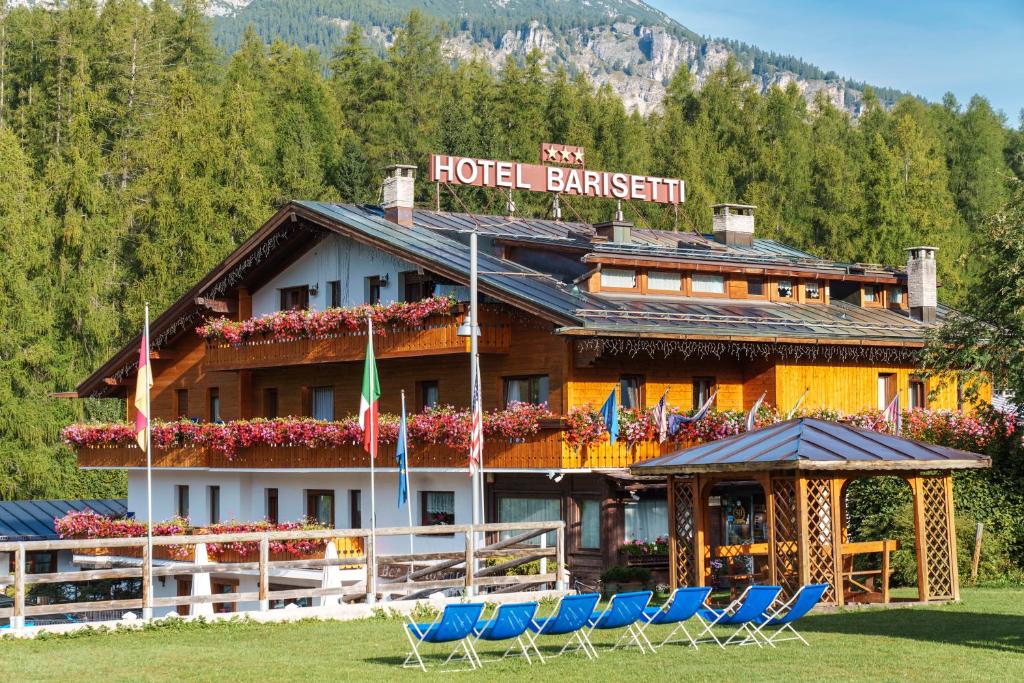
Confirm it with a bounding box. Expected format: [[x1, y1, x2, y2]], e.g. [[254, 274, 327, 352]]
[[619, 537, 670, 567]]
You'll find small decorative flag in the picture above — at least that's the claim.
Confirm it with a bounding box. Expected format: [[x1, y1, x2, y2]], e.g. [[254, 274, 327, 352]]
[[600, 388, 619, 444], [651, 389, 670, 443], [787, 388, 810, 420], [133, 329, 152, 451], [360, 317, 381, 459], [396, 394, 409, 507], [669, 390, 718, 433], [884, 393, 902, 435], [746, 392, 767, 431], [468, 354, 483, 477]]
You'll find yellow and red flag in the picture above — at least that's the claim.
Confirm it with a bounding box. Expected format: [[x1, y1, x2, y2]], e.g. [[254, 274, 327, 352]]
[[134, 329, 152, 450]]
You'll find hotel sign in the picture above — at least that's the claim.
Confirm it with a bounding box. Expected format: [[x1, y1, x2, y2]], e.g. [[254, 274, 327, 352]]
[[429, 153, 685, 205]]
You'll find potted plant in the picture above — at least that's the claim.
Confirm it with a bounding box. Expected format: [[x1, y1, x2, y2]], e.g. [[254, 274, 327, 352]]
[[600, 565, 652, 595]]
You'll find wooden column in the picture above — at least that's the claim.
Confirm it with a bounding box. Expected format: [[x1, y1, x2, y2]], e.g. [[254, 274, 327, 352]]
[[259, 537, 270, 611], [13, 544, 25, 628], [693, 475, 706, 587], [761, 473, 778, 586], [945, 474, 961, 601], [464, 529, 475, 596], [908, 475, 930, 601], [830, 475, 846, 607], [667, 475, 678, 590], [796, 475, 810, 587], [142, 541, 152, 618]]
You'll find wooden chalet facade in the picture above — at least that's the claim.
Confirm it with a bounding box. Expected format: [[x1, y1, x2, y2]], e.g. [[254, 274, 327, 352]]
[[70, 168, 989, 584]]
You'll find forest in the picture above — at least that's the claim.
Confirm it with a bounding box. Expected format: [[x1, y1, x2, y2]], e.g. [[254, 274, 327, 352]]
[[0, 0, 1023, 501]]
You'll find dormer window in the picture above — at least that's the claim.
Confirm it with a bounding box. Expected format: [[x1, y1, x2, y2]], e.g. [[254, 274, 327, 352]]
[[691, 273, 725, 295], [891, 287, 904, 305], [648, 271, 681, 292], [777, 279, 793, 298], [805, 281, 821, 300], [864, 284, 880, 303], [747, 277, 765, 297], [600, 268, 637, 290]]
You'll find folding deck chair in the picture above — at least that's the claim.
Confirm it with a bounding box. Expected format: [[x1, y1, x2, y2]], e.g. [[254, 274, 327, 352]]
[[751, 584, 828, 647], [527, 592, 601, 660], [403, 602, 485, 672], [586, 590, 654, 655], [696, 585, 782, 648], [639, 586, 713, 650], [473, 601, 544, 664]]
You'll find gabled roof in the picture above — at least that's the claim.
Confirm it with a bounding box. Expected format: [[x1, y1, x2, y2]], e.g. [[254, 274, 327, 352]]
[[631, 418, 990, 474], [0, 499, 127, 541]]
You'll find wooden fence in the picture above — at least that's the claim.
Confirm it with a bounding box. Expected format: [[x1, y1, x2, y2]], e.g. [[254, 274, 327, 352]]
[[0, 521, 565, 628]]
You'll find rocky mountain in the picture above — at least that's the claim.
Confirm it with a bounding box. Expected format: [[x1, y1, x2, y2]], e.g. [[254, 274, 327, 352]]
[[6, 0, 909, 115]]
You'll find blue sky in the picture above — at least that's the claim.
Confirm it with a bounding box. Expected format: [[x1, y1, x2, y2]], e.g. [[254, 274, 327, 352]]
[[648, 0, 1024, 122]]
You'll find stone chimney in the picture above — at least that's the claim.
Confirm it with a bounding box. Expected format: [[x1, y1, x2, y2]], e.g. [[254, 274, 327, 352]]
[[382, 164, 416, 227], [906, 246, 938, 323], [592, 200, 632, 243], [712, 203, 756, 247]]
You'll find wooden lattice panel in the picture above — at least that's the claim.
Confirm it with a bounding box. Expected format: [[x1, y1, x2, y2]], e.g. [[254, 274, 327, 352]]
[[672, 478, 698, 586], [921, 476, 955, 599], [804, 477, 837, 604], [772, 478, 801, 598]]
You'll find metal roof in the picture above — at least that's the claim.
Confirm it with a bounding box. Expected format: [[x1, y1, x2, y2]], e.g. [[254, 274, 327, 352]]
[[631, 418, 991, 474], [0, 499, 127, 541]]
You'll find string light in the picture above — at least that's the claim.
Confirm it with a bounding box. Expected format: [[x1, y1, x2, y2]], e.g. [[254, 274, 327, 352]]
[[575, 337, 920, 364]]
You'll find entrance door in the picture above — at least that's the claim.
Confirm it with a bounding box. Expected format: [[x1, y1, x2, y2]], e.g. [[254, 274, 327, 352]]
[[877, 373, 897, 409]]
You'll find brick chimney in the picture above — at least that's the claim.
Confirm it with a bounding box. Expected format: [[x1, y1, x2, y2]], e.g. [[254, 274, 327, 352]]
[[906, 246, 938, 323], [382, 164, 416, 227], [712, 203, 756, 247]]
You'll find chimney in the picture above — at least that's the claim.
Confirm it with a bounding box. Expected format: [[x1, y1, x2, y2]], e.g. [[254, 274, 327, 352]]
[[382, 164, 416, 227], [592, 200, 632, 243], [906, 246, 938, 323], [712, 203, 756, 247]]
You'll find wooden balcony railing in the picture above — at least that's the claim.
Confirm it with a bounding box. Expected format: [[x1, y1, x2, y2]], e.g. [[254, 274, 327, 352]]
[[75, 427, 691, 471], [204, 309, 511, 371]]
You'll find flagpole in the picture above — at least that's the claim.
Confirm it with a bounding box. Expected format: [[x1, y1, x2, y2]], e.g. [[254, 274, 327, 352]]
[[367, 315, 377, 604], [401, 390, 413, 560], [143, 303, 153, 620], [470, 228, 481, 531]]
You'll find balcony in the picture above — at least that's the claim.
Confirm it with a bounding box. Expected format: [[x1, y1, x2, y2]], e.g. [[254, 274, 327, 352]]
[[75, 427, 690, 471], [203, 308, 511, 372]]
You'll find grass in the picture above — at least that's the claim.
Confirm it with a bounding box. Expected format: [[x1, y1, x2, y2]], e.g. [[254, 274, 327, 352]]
[[2, 588, 1023, 682]]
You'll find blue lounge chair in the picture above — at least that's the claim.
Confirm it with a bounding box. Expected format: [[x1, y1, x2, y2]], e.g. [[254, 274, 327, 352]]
[[696, 585, 782, 648], [403, 602, 485, 672], [528, 592, 601, 660], [751, 584, 828, 647], [639, 586, 713, 650], [586, 590, 654, 655], [473, 602, 544, 664]]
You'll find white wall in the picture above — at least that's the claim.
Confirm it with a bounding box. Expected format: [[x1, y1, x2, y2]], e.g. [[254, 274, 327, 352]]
[[127, 469, 474, 553], [251, 234, 416, 317]]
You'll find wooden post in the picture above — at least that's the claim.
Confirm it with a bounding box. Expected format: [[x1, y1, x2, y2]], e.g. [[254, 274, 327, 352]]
[[908, 475, 929, 601], [667, 475, 678, 590], [945, 474, 961, 601], [763, 474, 778, 586], [971, 522, 984, 582], [881, 539, 892, 604], [364, 533, 376, 605], [692, 476, 706, 587], [796, 475, 810, 587], [555, 525, 566, 591], [141, 540, 152, 619], [259, 537, 270, 611], [830, 475, 845, 607], [464, 529, 475, 596], [13, 543, 25, 629]]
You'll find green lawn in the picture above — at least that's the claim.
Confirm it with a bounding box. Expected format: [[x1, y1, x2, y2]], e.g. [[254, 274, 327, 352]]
[[2, 588, 1023, 682]]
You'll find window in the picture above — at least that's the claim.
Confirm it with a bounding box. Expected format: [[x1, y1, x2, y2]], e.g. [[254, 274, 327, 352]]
[[625, 498, 669, 542], [600, 268, 637, 289], [266, 488, 279, 524], [747, 277, 765, 297], [211, 579, 237, 614], [503, 375, 549, 407], [25, 551, 58, 575], [864, 284, 880, 303], [647, 270, 681, 292], [279, 285, 309, 311], [891, 287, 905, 305], [269, 582, 312, 610], [691, 273, 726, 294], [418, 380, 439, 411], [175, 389, 189, 419], [421, 491, 455, 526], [312, 386, 334, 421], [499, 497, 559, 546], [208, 486, 220, 525], [263, 388, 278, 419], [328, 280, 342, 308], [365, 276, 384, 305], [909, 376, 927, 409], [578, 499, 600, 550], [878, 373, 897, 409], [805, 281, 821, 300], [349, 490, 362, 528], [620, 375, 644, 409], [208, 388, 221, 423], [776, 279, 793, 298], [693, 377, 716, 410], [402, 271, 437, 302], [176, 485, 190, 519], [307, 490, 335, 526]]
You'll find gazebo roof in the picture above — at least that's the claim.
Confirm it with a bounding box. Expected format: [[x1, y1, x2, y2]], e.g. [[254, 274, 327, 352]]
[[631, 418, 992, 475]]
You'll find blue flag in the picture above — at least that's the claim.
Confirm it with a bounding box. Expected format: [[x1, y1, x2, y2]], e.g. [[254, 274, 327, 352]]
[[396, 398, 409, 507], [669, 390, 718, 434], [600, 388, 619, 444]]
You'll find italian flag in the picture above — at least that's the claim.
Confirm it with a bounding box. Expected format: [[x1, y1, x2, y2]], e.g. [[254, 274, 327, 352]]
[[360, 317, 381, 459]]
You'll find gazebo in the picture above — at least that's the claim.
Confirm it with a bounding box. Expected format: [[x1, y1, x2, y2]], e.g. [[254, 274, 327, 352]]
[[631, 418, 991, 605]]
